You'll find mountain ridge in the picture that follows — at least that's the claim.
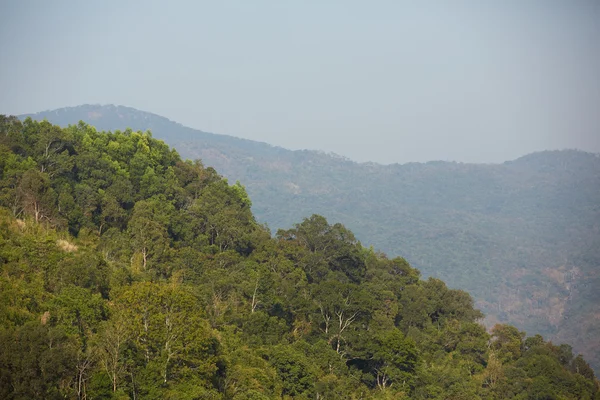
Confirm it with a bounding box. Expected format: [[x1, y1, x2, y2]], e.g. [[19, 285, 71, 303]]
[[23, 103, 591, 167]]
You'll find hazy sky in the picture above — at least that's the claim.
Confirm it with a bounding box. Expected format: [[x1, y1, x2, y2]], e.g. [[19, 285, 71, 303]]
[[1, 1, 599, 164]]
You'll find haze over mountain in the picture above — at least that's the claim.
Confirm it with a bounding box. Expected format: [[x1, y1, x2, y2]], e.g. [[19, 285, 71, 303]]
[[3, 1, 600, 164], [20, 104, 600, 372]]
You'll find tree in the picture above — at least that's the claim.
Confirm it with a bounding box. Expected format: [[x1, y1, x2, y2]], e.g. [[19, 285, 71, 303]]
[[188, 180, 256, 253], [17, 169, 56, 223], [95, 313, 132, 393], [277, 215, 366, 283], [0, 147, 37, 216], [310, 280, 369, 355], [50, 285, 106, 350], [112, 282, 220, 396], [127, 198, 173, 274], [266, 345, 316, 398], [490, 324, 524, 363], [0, 322, 77, 399], [369, 329, 418, 391]]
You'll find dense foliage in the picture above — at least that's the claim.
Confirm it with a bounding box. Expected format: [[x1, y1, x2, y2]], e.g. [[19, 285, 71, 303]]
[[1, 115, 598, 399], [21, 105, 600, 374]]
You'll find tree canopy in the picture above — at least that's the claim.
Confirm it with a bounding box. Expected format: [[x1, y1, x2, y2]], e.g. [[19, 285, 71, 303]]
[[0, 115, 598, 399]]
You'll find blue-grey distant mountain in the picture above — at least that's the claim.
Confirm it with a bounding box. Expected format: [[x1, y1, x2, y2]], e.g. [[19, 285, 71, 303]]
[[19, 104, 600, 371]]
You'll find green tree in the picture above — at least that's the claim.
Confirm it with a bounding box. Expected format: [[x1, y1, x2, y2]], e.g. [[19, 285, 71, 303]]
[[369, 329, 418, 391], [127, 198, 173, 274], [17, 169, 56, 223], [0, 322, 77, 399], [490, 324, 524, 363]]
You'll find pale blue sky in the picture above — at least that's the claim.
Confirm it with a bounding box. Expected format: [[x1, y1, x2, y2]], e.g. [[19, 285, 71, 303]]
[[1, 0, 599, 163]]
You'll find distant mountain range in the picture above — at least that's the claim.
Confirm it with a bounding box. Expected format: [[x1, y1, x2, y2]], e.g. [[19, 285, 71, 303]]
[[19, 104, 600, 371]]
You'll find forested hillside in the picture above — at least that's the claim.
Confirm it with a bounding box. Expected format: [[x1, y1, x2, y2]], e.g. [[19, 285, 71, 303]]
[[1, 115, 598, 399], [21, 104, 600, 373]]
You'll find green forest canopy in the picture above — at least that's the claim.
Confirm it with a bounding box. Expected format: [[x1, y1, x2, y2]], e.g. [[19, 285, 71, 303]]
[[0, 115, 598, 399], [21, 105, 600, 372]]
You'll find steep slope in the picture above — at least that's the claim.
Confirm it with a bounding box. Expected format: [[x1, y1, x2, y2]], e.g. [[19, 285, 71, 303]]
[[4, 116, 598, 398], [20, 105, 600, 372]]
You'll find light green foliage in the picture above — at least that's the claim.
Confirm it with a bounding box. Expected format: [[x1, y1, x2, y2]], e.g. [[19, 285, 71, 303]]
[[0, 117, 598, 399]]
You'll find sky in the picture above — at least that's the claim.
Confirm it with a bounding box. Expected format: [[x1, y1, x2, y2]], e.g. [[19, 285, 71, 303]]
[[1, 0, 599, 164]]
